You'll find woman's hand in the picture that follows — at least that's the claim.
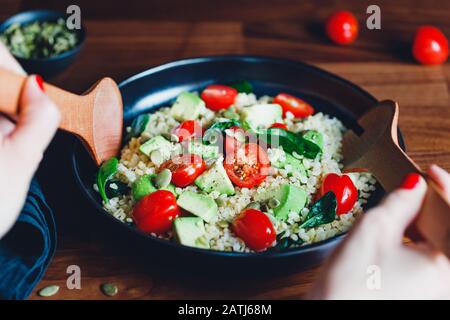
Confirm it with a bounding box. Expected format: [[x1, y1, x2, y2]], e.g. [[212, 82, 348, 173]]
[[0, 43, 60, 238], [310, 165, 450, 299]]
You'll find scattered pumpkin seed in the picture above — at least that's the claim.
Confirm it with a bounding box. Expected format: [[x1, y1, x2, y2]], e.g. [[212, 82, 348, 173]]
[[38, 285, 60, 297], [154, 168, 172, 188], [100, 283, 118, 297]]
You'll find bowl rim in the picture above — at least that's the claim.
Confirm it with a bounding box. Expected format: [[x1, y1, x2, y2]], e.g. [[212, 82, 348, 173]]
[[0, 9, 86, 62], [72, 54, 393, 259]]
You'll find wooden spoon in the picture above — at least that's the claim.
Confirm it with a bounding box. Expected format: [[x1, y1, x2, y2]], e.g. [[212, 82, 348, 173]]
[[343, 100, 450, 256], [0, 67, 123, 165]]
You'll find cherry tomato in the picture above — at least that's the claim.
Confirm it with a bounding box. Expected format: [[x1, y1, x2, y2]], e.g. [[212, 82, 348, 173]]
[[160, 154, 206, 187], [201, 85, 238, 111], [224, 126, 246, 155], [224, 143, 269, 188], [270, 122, 288, 130], [412, 26, 449, 65], [132, 190, 180, 235], [273, 93, 314, 118], [232, 208, 276, 251], [172, 120, 202, 142], [325, 10, 359, 45], [319, 173, 358, 215]]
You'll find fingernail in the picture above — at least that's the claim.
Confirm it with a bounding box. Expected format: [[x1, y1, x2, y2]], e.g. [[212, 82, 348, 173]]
[[400, 173, 421, 190], [35, 75, 45, 92]]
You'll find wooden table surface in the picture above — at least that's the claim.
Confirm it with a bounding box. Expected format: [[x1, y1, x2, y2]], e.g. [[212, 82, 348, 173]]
[[1, 0, 450, 299]]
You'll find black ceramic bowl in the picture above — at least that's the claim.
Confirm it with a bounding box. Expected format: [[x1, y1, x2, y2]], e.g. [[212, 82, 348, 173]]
[[0, 10, 85, 78], [71, 55, 397, 271]]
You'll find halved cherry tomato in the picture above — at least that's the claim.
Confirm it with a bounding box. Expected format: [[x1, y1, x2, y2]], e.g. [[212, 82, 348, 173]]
[[270, 122, 288, 130], [413, 26, 449, 65], [132, 190, 180, 235], [201, 85, 238, 111], [325, 10, 359, 45], [232, 208, 276, 251], [224, 143, 269, 188], [319, 173, 358, 215], [224, 126, 246, 155], [159, 154, 206, 187], [273, 93, 314, 118], [172, 120, 202, 142]]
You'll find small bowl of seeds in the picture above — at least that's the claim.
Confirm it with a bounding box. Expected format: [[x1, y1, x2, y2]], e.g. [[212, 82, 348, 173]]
[[0, 10, 86, 78]]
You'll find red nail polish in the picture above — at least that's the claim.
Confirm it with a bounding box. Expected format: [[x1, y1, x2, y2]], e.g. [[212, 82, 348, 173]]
[[35, 75, 44, 91], [400, 173, 421, 190]]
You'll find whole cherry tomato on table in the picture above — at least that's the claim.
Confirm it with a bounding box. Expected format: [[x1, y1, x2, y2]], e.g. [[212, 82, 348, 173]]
[[270, 122, 288, 130], [159, 154, 206, 187], [224, 143, 269, 188], [325, 10, 359, 45], [318, 173, 358, 215], [132, 190, 180, 235], [232, 208, 276, 251], [273, 93, 314, 118], [172, 120, 202, 142], [201, 84, 238, 111], [412, 26, 449, 65]]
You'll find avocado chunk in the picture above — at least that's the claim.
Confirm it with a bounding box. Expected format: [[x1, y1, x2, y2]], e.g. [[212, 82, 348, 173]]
[[254, 184, 307, 221], [187, 140, 219, 159], [174, 217, 209, 249], [177, 191, 218, 222], [170, 92, 204, 121], [195, 161, 235, 196], [161, 183, 176, 195], [132, 174, 176, 201], [132, 174, 157, 201], [272, 152, 307, 177], [241, 103, 282, 132], [273, 184, 307, 220], [139, 135, 172, 160]]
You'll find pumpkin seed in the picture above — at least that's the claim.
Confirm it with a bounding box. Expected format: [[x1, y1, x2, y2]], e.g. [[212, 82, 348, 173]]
[[207, 132, 219, 144], [38, 285, 60, 297], [268, 198, 280, 208], [154, 169, 172, 188], [170, 134, 179, 143], [150, 150, 164, 165], [224, 128, 235, 138], [246, 202, 261, 210], [223, 110, 240, 120], [101, 283, 118, 297], [234, 130, 246, 143]]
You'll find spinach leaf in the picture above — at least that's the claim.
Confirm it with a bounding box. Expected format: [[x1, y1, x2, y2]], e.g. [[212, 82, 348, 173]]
[[229, 80, 253, 93], [258, 128, 323, 159], [300, 191, 337, 229], [271, 232, 304, 251], [203, 119, 241, 144], [105, 180, 130, 198], [301, 130, 323, 159], [97, 157, 119, 203], [125, 114, 150, 141], [258, 128, 303, 154]]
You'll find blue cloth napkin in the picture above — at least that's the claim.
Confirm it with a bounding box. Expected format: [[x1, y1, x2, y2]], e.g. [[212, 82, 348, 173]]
[[0, 179, 56, 300]]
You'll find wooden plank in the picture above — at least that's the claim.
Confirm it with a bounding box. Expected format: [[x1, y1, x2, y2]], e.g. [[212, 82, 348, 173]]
[[31, 59, 450, 299]]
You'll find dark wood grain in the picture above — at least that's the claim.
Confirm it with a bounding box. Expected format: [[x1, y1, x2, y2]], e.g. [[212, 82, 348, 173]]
[[1, 0, 449, 300]]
